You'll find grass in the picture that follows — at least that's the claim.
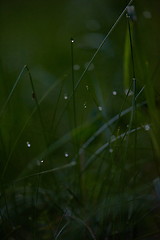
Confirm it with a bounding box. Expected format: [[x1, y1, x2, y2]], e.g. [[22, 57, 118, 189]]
[[0, 0, 160, 239]]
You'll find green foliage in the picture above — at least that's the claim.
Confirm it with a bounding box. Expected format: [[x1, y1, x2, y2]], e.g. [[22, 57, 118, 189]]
[[0, 0, 160, 239]]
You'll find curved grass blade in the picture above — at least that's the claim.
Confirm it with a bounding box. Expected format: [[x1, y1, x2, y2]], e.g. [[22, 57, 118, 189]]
[[14, 161, 76, 183], [0, 65, 26, 119], [83, 126, 142, 171], [53, 0, 134, 130], [1, 69, 63, 180], [74, 0, 134, 91], [79, 101, 146, 155]]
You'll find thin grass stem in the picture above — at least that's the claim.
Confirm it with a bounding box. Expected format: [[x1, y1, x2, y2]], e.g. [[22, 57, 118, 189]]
[[0, 65, 26, 119], [71, 38, 77, 130], [53, 0, 134, 131], [13, 161, 76, 183]]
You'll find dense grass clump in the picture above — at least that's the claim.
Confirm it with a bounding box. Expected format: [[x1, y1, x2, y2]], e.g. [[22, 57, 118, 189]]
[[0, 0, 160, 239]]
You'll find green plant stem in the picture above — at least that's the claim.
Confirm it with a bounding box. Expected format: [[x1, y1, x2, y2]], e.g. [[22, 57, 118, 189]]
[[25, 65, 48, 145], [53, 0, 134, 132], [71, 38, 83, 200]]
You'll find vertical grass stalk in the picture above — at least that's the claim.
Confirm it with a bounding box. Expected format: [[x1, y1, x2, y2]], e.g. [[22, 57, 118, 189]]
[[52, 0, 134, 132], [25, 65, 48, 145], [70, 38, 83, 200], [71, 38, 77, 131], [25, 66, 48, 239], [126, 13, 137, 165]]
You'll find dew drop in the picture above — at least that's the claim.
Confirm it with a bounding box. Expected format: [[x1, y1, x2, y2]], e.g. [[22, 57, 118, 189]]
[[64, 152, 69, 158], [98, 106, 103, 111], [41, 159, 44, 163], [84, 103, 87, 109], [144, 124, 150, 131], [126, 5, 137, 21], [112, 91, 117, 96], [86, 85, 89, 91], [71, 38, 74, 43], [26, 141, 31, 148], [64, 94, 68, 100]]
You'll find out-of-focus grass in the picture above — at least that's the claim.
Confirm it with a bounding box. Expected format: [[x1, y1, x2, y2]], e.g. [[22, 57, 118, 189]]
[[0, 0, 160, 239]]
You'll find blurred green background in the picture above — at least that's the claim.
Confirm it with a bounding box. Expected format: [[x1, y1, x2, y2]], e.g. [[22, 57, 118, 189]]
[[0, 0, 160, 173], [0, 0, 160, 239], [0, 0, 159, 78]]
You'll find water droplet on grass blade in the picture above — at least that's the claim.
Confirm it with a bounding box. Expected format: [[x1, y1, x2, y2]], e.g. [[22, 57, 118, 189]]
[[26, 141, 31, 148], [144, 124, 150, 131], [112, 91, 117, 96], [64, 94, 68, 100], [98, 106, 103, 111], [64, 152, 69, 158], [126, 5, 137, 21], [71, 38, 74, 43], [84, 103, 87, 109]]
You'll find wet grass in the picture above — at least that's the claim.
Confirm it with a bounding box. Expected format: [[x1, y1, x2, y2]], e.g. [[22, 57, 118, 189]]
[[0, 0, 160, 239]]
